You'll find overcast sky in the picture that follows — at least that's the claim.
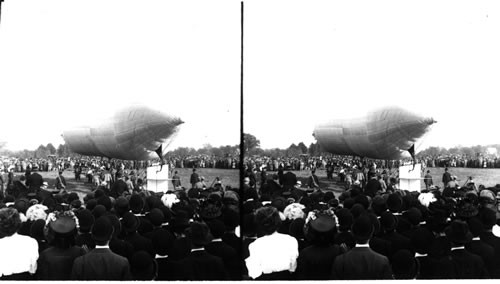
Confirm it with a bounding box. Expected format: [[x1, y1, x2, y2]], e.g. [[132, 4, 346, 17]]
[[244, 0, 500, 153], [2, 0, 499, 155], [0, 0, 240, 152]]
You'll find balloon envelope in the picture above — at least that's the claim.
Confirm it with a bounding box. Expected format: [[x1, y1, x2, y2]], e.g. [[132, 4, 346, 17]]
[[313, 106, 435, 160], [62, 105, 183, 160]]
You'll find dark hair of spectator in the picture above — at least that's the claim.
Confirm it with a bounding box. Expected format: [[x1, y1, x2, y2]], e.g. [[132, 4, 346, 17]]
[[254, 206, 281, 236], [0, 208, 22, 238]]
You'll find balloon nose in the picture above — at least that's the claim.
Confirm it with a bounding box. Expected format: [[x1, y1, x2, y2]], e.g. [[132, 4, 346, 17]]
[[425, 117, 436, 125]]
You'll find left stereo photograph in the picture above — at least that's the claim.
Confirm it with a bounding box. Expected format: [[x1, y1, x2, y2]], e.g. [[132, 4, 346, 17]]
[[0, 0, 242, 281]]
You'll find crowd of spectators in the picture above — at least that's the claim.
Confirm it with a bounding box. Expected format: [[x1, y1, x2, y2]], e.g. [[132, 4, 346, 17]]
[[420, 155, 500, 168], [0, 164, 241, 280], [241, 166, 500, 279], [166, 155, 239, 170]]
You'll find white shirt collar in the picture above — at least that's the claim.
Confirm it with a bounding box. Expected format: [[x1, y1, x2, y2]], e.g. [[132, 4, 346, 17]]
[[95, 245, 110, 249], [356, 243, 370, 248]]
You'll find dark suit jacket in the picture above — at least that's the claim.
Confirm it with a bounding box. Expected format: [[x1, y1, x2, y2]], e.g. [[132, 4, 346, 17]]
[[379, 230, 412, 256], [137, 215, 154, 235], [110, 179, 128, 198], [190, 173, 199, 186], [205, 241, 241, 280], [156, 257, 184, 280], [71, 247, 132, 280], [260, 180, 282, 198], [449, 248, 489, 278], [27, 172, 44, 189], [295, 244, 342, 280], [282, 172, 297, 190], [222, 232, 241, 254], [365, 178, 382, 197], [170, 237, 191, 261], [75, 232, 95, 251], [480, 231, 500, 278], [123, 232, 155, 257], [180, 249, 228, 280], [416, 255, 456, 279], [331, 246, 393, 280], [466, 239, 496, 277], [37, 246, 86, 280]]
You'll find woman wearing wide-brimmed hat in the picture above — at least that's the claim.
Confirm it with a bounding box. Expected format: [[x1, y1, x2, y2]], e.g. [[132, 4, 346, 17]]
[[295, 210, 342, 280], [35, 210, 86, 280]]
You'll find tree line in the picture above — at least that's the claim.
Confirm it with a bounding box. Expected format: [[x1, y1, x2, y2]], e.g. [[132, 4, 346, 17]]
[[243, 133, 500, 159]]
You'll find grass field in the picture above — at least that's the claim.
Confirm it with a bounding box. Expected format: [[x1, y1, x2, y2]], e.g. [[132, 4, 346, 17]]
[[6, 167, 240, 201], [264, 167, 500, 196], [171, 168, 240, 190], [8, 166, 499, 201]]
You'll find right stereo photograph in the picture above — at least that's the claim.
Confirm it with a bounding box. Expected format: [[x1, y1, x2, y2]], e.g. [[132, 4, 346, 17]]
[[242, 0, 500, 280]]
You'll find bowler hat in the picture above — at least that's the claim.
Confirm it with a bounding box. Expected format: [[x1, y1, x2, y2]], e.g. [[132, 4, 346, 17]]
[[380, 211, 398, 231], [115, 196, 129, 212], [129, 194, 145, 214], [354, 194, 369, 210], [152, 229, 174, 256], [92, 204, 107, 219], [445, 220, 473, 244], [172, 210, 191, 230], [148, 208, 164, 227], [336, 208, 354, 231], [480, 208, 497, 228], [207, 219, 226, 239], [92, 216, 114, 242], [97, 196, 112, 211], [403, 207, 422, 226], [411, 227, 434, 254], [130, 251, 157, 280], [343, 198, 355, 209], [467, 217, 484, 237], [223, 208, 240, 229], [76, 209, 95, 232], [371, 195, 387, 216], [351, 215, 374, 240], [122, 212, 140, 233], [188, 221, 213, 246], [350, 203, 366, 219], [387, 193, 403, 213], [391, 249, 418, 279]]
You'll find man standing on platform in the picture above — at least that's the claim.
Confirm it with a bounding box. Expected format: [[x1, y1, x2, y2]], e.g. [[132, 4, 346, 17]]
[[172, 171, 181, 189], [442, 168, 452, 189], [190, 168, 199, 189], [424, 170, 433, 190]]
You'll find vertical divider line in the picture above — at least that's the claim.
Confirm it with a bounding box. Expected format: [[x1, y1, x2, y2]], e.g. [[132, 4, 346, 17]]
[[239, 0, 245, 279]]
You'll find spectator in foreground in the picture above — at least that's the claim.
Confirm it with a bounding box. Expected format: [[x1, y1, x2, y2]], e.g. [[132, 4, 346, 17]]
[[180, 221, 228, 280], [0, 208, 39, 280], [36, 211, 86, 280], [71, 216, 132, 280], [331, 214, 393, 280], [245, 206, 299, 280]]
